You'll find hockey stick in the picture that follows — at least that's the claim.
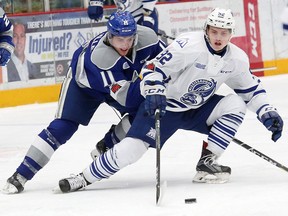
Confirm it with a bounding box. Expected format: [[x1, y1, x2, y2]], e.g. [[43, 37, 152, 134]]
[[155, 109, 161, 205], [157, 32, 176, 40], [232, 137, 288, 172]]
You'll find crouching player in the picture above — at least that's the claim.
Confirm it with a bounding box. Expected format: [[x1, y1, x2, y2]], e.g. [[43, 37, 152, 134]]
[[57, 8, 283, 192]]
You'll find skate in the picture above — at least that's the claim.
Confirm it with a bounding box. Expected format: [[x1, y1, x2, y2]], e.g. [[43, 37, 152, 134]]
[[58, 173, 89, 193], [193, 148, 231, 184], [2, 172, 27, 194]]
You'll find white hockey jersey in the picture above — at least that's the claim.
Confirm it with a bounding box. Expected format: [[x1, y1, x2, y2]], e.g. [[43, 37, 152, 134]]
[[121, 0, 157, 22], [141, 32, 270, 114]]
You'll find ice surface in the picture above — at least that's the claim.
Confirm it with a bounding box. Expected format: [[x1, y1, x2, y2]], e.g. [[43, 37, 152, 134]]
[[1, 75, 288, 216]]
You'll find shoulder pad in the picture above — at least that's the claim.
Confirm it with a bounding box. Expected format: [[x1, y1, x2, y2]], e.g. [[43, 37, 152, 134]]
[[90, 34, 121, 70], [135, 25, 159, 50]]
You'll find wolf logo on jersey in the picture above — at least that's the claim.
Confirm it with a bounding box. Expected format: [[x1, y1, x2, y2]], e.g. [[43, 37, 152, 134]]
[[180, 78, 216, 106]]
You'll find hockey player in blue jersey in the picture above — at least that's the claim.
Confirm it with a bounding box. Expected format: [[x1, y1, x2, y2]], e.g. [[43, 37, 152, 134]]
[[88, 0, 159, 33], [88, 0, 159, 160], [2, 11, 165, 194], [0, 7, 14, 66], [57, 8, 284, 192]]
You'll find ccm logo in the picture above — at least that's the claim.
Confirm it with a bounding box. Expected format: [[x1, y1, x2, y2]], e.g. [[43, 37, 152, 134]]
[[145, 89, 165, 94], [248, 3, 258, 58]]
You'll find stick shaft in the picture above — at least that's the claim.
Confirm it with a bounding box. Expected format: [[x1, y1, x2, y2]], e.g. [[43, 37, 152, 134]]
[[157, 32, 176, 40], [232, 137, 288, 172], [155, 109, 161, 205]]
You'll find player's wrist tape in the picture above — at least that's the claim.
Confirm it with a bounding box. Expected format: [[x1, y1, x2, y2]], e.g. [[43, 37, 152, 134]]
[[257, 104, 278, 119]]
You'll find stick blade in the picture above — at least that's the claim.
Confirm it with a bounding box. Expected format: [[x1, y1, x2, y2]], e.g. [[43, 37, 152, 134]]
[[156, 181, 167, 206]]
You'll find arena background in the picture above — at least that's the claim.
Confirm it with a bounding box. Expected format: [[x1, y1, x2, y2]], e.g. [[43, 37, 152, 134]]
[[0, 0, 287, 107]]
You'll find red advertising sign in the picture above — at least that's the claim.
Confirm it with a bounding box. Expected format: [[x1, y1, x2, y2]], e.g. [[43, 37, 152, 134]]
[[232, 0, 264, 76]]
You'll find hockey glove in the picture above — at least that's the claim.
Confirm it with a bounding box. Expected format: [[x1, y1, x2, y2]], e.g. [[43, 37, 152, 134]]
[[0, 47, 12, 66], [87, 0, 104, 22], [144, 80, 166, 118], [258, 106, 283, 142], [143, 9, 155, 30]]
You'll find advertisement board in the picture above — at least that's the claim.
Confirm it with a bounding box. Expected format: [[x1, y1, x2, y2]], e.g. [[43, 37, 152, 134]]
[[0, 0, 288, 107], [0, 10, 110, 89]]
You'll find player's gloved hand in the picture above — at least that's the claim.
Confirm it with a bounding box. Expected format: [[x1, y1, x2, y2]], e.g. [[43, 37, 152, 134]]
[[258, 106, 283, 142], [87, 0, 104, 22], [114, 0, 131, 11], [144, 80, 166, 118], [143, 9, 155, 30], [0, 47, 12, 66]]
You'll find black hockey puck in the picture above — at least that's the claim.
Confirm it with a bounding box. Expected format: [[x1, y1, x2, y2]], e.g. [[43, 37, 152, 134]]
[[185, 198, 197, 204]]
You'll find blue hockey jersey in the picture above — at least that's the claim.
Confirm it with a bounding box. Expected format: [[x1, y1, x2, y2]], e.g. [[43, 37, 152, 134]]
[[69, 25, 165, 115]]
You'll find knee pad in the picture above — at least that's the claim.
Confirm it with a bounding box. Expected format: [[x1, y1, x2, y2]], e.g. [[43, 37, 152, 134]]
[[41, 119, 79, 145], [207, 94, 246, 125], [113, 137, 149, 168]]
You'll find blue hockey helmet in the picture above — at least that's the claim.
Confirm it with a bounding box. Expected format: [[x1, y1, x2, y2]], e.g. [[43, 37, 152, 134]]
[[107, 11, 137, 37]]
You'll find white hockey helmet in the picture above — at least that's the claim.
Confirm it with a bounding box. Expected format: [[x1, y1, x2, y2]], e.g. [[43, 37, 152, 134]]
[[204, 8, 235, 34]]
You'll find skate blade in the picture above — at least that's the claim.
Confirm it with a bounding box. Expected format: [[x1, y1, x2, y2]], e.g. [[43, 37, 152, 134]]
[[156, 180, 168, 206], [193, 171, 230, 184]]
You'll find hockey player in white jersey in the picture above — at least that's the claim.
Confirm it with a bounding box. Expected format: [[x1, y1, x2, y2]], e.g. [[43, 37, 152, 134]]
[[2, 11, 165, 194], [57, 8, 284, 192], [88, 0, 159, 33]]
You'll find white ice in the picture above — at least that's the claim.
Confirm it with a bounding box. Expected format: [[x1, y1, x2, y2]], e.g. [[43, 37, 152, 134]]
[[1, 74, 288, 216]]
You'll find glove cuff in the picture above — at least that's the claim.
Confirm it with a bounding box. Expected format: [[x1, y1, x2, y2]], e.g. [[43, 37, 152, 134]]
[[143, 16, 155, 25], [0, 42, 14, 53], [144, 80, 166, 96], [257, 104, 277, 120], [89, 0, 104, 6]]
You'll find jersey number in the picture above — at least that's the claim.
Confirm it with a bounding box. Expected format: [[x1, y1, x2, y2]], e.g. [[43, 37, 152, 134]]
[[156, 50, 173, 65], [100, 70, 115, 87]]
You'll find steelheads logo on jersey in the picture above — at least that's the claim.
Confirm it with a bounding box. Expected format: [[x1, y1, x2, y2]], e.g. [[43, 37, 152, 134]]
[[180, 78, 217, 106]]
